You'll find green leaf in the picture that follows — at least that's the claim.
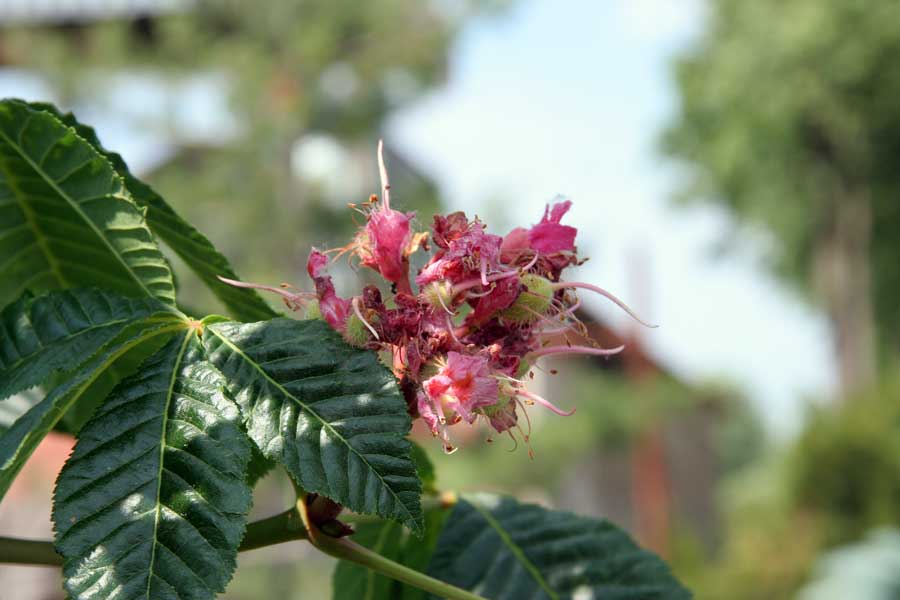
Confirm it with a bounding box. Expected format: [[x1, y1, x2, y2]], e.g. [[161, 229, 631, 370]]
[[0, 99, 175, 307], [244, 441, 277, 488], [202, 318, 423, 532], [0, 288, 177, 401], [0, 389, 41, 435], [57, 329, 174, 435], [53, 331, 252, 600], [0, 319, 185, 500], [25, 101, 278, 322], [409, 440, 437, 495], [333, 509, 451, 600], [426, 495, 691, 600]]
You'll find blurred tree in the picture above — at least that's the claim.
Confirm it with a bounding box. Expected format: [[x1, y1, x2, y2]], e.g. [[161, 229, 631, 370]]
[[790, 376, 900, 545], [676, 375, 900, 599], [0, 0, 508, 312], [664, 1, 900, 394]]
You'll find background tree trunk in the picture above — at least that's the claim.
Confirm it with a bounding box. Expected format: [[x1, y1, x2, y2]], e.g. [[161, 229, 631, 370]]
[[813, 187, 876, 395]]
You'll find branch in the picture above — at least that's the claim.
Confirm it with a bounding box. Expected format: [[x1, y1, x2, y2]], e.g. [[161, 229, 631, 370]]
[[0, 509, 307, 567], [0, 536, 60, 566], [238, 507, 308, 551], [0, 495, 484, 600]]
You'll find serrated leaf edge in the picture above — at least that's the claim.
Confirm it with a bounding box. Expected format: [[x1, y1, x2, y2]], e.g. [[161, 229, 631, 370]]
[[205, 324, 422, 532], [0, 320, 187, 500], [0, 101, 176, 305], [464, 498, 557, 600]]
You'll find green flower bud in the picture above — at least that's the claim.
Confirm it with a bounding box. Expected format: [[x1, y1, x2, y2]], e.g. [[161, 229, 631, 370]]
[[304, 299, 322, 321], [422, 281, 454, 311], [501, 274, 553, 323], [343, 312, 377, 347]]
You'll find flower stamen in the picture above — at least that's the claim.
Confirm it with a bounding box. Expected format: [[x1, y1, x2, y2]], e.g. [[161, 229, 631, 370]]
[[551, 281, 656, 328], [528, 344, 625, 359], [352, 296, 380, 340]]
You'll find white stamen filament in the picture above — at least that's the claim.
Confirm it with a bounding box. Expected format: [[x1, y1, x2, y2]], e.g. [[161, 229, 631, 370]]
[[562, 297, 582, 315], [520, 252, 540, 272], [446, 315, 463, 345], [377, 139, 391, 210], [552, 281, 657, 328], [436, 288, 455, 315], [218, 276, 312, 303], [465, 287, 495, 298], [520, 304, 569, 328], [452, 270, 520, 296], [537, 326, 572, 336], [352, 297, 380, 340], [528, 344, 625, 359], [495, 373, 527, 385], [518, 389, 576, 417]]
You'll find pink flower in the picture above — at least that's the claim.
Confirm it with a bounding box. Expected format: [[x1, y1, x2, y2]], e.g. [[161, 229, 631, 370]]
[[499, 226, 530, 263], [223, 143, 654, 455], [423, 352, 498, 425], [417, 391, 441, 435], [502, 200, 577, 261], [431, 211, 471, 249], [307, 249, 351, 331], [529, 200, 577, 254], [417, 217, 504, 287], [357, 206, 418, 294], [467, 274, 521, 325]]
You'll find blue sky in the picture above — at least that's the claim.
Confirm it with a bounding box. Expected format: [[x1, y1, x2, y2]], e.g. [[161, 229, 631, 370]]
[[389, 0, 835, 436]]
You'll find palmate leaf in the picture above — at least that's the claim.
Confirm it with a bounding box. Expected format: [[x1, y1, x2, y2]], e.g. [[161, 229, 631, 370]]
[[0, 99, 175, 308], [53, 331, 252, 600], [0, 288, 178, 401], [426, 495, 691, 600], [333, 508, 451, 600], [57, 328, 174, 435], [202, 318, 423, 532], [0, 318, 186, 500], [25, 101, 278, 322]]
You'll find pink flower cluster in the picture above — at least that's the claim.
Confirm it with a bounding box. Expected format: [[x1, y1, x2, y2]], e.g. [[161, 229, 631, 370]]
[[222, 143, 651, 454]]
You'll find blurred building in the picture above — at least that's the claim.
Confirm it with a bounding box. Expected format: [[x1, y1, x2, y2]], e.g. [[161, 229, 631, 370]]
[[545, 308, 753, 557]]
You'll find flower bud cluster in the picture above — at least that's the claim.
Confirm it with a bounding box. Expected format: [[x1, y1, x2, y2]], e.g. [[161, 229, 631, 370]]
[[222, 143, 650, 453]]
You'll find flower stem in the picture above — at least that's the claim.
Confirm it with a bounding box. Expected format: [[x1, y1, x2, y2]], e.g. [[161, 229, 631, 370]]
[[296, 494, 482, 600], [238, 508, 308, 551], [312, 532, 486, 600]]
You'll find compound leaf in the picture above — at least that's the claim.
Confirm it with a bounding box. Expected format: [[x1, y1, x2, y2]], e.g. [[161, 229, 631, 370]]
[[0, 99, 175, 307], [53, 331, 252, 600], [0, 318, 185, 500], [0, 288, 177, 402], [426, 495, 691, 600], [25, 101, 277, 322], [202, 318, 423, 532]]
